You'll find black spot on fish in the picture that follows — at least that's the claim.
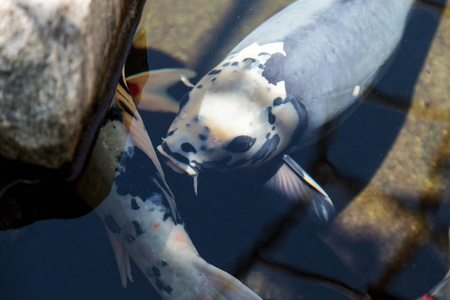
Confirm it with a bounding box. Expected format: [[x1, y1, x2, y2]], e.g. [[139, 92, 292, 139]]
[[231, 61, 239, 66], [181, 143, 197, 153], [105, 104, 124, 123], [200, 145, 207, 151], [267, 107, 276, 125], [200, 156, 232, 169], [161, 142, 190, 165], [126, 234, 136, 244], [197, 85, 203, 89], [272, 126, 276, 131], [226, 135, 256, 153], [204, 126, 210, 133], [284, 96, 309, 142], [146, 267, 173, 295], [251, 134, 280, 164], [208, 69, 221, 75], [115, 146, 159, 199], [262, 52, 286, 85], [273, 97, 283, 106], [161, 261, 168, 267], [258, 52, 270, 56], [243, 58, 256, 63], [104, 215, 121, 234], [258, 64, 265, 69], [211, 78, 217, 82], [132, 221, 144, 236], [158, 283, 172, 295], [131, 198, 140, 210], [152, 266, 161, 277], [185, 123, 190, 127], [167, 129, 177, 136], [266, 133, 270, 139], [113, 144, 183, 225], [199, 134, 208, 141], [179, 94, 190, 110], [222, 62, 230, 67], [163, 212, 171, 221]]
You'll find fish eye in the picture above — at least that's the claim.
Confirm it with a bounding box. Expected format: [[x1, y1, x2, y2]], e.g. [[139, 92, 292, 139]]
[[181, 143, 197, 153], [225, 135, 256, 153]]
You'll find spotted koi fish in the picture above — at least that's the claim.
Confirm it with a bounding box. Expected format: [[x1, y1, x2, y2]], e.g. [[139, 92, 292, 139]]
[[156, 0, 414, 222], [89, 71, 261, 299]]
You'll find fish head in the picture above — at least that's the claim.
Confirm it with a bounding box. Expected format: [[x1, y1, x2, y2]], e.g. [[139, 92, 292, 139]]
[[157, 74, 305, 178], [158, 43, 306, 176]]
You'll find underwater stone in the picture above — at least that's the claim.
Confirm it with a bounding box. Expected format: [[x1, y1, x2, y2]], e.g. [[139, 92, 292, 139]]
[[0, 0, 144, 168]]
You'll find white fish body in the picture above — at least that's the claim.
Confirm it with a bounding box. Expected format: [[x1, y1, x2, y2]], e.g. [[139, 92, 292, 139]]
[[157, 0, 414, 220], [90, 77, 261, 299]]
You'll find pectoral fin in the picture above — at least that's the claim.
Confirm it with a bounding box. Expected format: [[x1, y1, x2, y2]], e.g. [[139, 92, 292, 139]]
[[264, 154, 334, 223], [125, 69, 196, 113], [104, 224, 133, 288]]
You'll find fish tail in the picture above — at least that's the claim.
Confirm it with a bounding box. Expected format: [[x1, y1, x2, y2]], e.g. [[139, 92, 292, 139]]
[[192, 257, 261, 300]]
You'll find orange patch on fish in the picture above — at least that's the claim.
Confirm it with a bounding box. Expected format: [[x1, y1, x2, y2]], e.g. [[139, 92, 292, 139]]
[[127, 82, 141, 98], [171, 232, 186, 243], [152, 223, 160, 229], [419, 295, 438, 300]]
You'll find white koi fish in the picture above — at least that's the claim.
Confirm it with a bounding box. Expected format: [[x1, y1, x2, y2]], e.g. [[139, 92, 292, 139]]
[[156, 0, 414, 222], [89, 72, 261, 299]]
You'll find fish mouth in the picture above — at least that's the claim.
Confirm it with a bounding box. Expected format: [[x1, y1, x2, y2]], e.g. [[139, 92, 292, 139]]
[[157, 143, 199, 176]]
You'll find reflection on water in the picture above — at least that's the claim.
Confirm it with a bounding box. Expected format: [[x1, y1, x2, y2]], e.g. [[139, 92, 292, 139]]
[[1, 0, 449, 299]]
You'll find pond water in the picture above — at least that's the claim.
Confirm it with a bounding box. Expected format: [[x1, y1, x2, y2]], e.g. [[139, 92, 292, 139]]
[[1, 0, 449, 299]]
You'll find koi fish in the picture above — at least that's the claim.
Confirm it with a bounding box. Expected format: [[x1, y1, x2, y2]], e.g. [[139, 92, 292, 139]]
[[419, 276, 450, 300], [88, 71, 261, 299], [156, 0, 414, 222], [417, 229, 450, 300]]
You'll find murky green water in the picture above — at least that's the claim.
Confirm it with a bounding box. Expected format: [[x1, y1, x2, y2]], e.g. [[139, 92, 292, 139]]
[[1, 0, 449, 299]]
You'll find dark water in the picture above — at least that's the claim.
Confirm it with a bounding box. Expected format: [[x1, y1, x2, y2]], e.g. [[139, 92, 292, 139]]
[[1, 1, 448, 299]]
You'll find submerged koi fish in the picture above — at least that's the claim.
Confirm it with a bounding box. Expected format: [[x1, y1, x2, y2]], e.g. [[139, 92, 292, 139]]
[[418, 229, 450, 300], [156, 0, 414, 221], [419, 275, 450, 300], [87, 71, 261, 299]]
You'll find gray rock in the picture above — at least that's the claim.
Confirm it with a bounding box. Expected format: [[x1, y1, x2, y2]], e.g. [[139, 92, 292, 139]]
[[0, 0, 144, 169]]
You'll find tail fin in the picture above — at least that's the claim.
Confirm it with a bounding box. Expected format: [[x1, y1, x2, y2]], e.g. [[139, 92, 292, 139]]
[[193, 258, 262, 300]]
